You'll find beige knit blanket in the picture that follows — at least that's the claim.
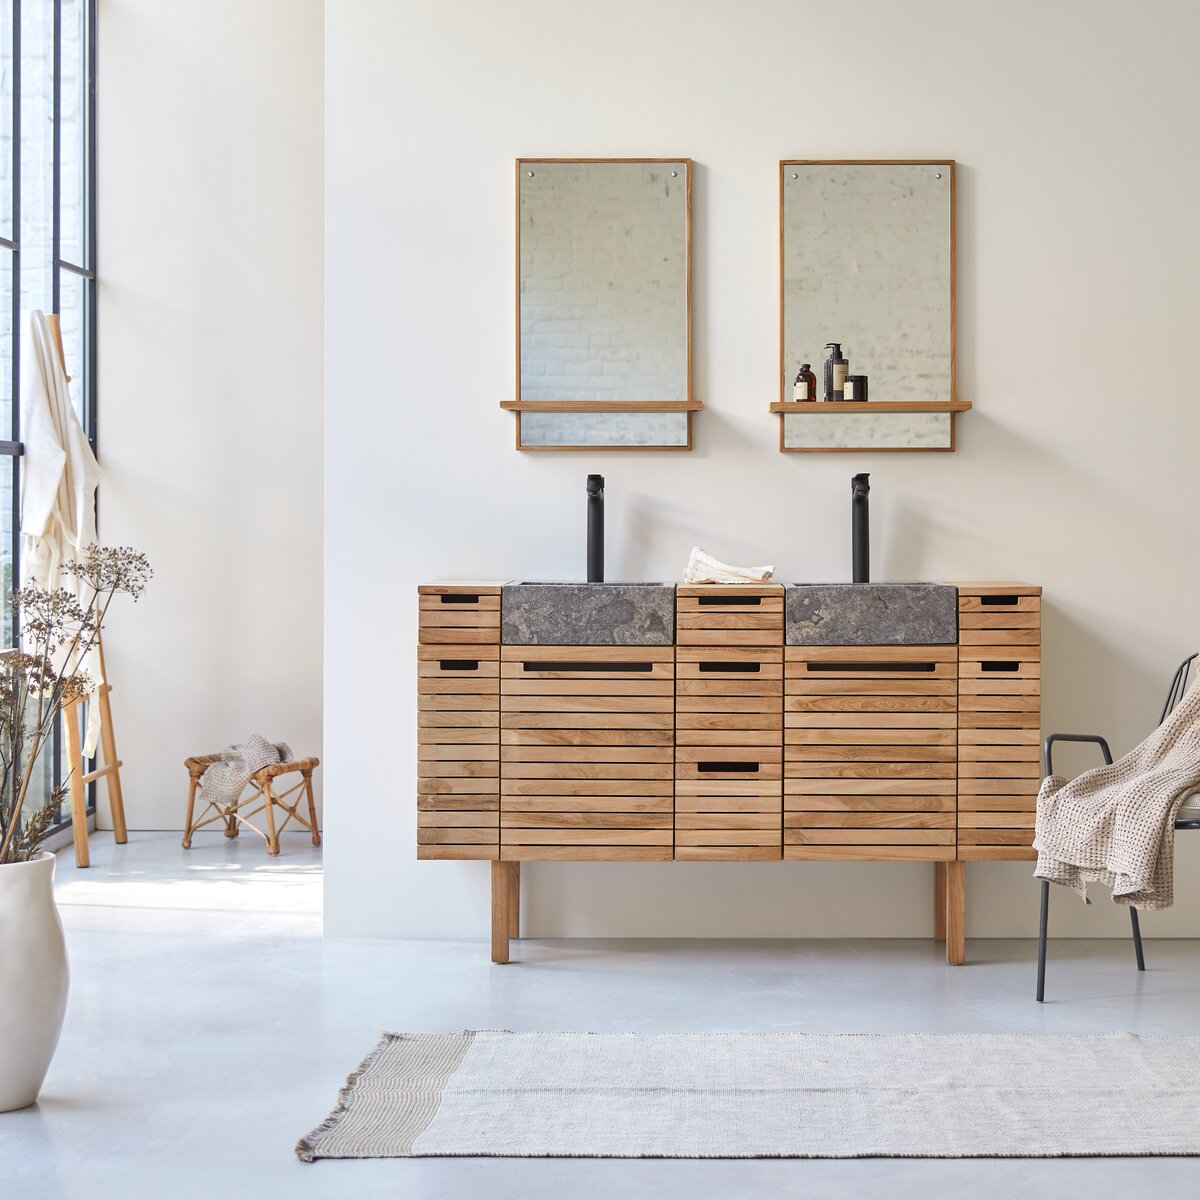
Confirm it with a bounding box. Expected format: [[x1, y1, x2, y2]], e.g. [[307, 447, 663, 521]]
[[1034, 679, 1200, 908], [199, 735, 293, 810]]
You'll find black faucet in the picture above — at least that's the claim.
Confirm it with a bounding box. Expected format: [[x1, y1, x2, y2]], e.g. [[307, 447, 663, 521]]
[[851, 473, 870, 584], [586, 474, 605, 583]]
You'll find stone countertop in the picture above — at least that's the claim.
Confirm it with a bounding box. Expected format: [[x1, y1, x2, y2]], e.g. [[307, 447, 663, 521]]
[[784, 583, 958, 646], [501, 583, 676, 646], [496, 581, 963, 646]]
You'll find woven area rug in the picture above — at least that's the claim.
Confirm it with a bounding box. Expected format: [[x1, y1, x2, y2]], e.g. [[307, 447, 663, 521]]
[[297, 1030, 1200, 1161]]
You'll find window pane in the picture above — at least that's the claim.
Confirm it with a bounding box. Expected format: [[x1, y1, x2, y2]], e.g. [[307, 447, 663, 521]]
[[58, 0, 88, 268], [0, 4, 13, 241], [0, 453, 11, 645], [3, 0, 96, 835], [18, 0, 52, 317], [0, 249, 11, 436], [19, 692, 58, 819], [57, 262, 85, 420]]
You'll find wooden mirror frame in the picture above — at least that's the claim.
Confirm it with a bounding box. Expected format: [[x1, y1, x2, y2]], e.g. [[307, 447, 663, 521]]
[[771, 159, 970, 453], [502, 158, 700, 452]]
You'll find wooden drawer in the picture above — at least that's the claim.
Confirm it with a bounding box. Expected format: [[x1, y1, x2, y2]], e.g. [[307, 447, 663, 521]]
[[958, 647, 1041, 729], [784, 646, 957, 861], [675, 646, 782, 860], [956, 729, 1040, 860], [676, 585, 784, 647], [418, 583, 502, 645], [416, 642, 499, 861], [500, 646, 674, 861], [956, 585, 1042, 860], [956, 584, 1042, 646]]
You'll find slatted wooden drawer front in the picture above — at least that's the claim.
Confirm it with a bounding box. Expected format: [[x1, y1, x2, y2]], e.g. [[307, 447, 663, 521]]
[[957, 588, 1041, 647], [416, 643, 499, 860], [500, 646, 675, 861], [676, 585, 784, 647], [956, 585, 1042, 860], [784, 646, 957, 861], [418, 584, 502, 645], [675, 647, 782, 861]]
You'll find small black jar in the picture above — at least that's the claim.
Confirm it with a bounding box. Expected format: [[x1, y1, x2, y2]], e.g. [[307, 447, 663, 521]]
[[844, 375, 869, 403]]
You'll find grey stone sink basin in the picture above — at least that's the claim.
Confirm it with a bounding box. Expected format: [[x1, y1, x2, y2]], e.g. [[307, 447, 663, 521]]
[[502, 582, 675, 646], [785, 583, 957, 646]]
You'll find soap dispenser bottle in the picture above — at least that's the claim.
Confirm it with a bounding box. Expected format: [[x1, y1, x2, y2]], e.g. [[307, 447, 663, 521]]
[[793, 364, 816, 402], [824, 343, 848, 402]]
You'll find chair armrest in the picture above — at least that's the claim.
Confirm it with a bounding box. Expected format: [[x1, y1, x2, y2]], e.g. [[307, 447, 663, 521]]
[[1043, 733, 1113, 777]]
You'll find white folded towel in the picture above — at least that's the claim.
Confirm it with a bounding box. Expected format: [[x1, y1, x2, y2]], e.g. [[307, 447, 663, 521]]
[[683, 546, 775, 585]]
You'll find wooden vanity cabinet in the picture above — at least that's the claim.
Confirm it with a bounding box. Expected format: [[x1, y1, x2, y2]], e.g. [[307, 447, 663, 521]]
[[414, 580, 1042, 965], [675, 585, 784, 861]]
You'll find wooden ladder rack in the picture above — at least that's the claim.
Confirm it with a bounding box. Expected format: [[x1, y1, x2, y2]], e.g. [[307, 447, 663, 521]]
[[46, 313, 128, 868], [62, 633, 127, 868]]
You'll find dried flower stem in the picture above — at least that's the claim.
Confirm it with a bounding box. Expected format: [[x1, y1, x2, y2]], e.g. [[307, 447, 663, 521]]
[[0, 546, 150, 864]]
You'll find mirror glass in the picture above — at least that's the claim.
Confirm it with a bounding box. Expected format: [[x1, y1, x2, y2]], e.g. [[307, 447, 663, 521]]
[[516, 159, 691, 449], [781, 162, 952, 405]]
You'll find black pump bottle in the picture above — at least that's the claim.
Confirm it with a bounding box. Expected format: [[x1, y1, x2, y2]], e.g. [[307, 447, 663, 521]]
[[824, 343, 848, 402]]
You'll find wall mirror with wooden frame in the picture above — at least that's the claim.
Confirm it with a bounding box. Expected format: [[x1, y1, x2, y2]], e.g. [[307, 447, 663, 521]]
[[503, 158, 698, 451], [773, 159, 969, 453]]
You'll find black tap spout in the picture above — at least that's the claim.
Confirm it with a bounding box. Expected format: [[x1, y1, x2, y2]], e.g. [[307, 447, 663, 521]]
[[851, 473, 870, 584], [586, 474, 605, 583]]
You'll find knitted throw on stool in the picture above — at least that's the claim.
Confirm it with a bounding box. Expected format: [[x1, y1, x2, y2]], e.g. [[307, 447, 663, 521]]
[[199, 735, 294, 811], [1034, 680, 1200, 908]]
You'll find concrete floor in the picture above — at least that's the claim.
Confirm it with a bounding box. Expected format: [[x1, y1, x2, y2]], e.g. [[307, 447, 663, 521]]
[[9, 834, 1200, 1199]]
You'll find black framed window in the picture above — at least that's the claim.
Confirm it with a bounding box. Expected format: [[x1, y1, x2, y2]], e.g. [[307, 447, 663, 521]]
[[1, 0, 98, 827]]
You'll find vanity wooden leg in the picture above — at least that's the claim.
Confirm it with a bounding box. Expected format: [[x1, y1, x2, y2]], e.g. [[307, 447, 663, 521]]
[[945, 861, 965, 965], [491, 861, 513, 964], [933, 861, 947, 941], [507, 862, 520, 939]]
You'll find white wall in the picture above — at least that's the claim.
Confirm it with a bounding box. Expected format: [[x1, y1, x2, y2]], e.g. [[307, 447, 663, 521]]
[[96, 1, 324, 829], [325, 0, 1200, 938]]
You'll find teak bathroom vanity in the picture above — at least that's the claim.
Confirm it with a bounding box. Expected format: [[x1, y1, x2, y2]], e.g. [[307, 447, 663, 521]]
[[416, 580, 1042, 965]]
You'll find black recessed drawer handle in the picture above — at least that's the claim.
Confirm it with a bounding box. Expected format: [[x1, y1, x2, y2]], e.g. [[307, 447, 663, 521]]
[[981, 660, 1021, 673], [980, 595, 1019, 606], [807, 661, 936, 674], [440, 593, 480, 605], [699, 661, 761, 673], [697, 595, 762, 606], [698, 761, 760, 773], [439, 659, 480, 672], [523, 661, 653, 673]]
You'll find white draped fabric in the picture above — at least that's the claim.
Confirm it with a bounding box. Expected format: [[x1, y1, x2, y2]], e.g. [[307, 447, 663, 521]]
[[19, 310, 103, 753]]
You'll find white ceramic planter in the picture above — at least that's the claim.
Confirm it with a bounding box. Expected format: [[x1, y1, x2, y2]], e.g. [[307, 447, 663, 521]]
[[0, 852, 69, 1111]]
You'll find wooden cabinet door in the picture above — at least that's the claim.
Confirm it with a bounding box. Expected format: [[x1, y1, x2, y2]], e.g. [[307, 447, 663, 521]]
[[784, 646, 958, 861], [500, 646, 675, 861]]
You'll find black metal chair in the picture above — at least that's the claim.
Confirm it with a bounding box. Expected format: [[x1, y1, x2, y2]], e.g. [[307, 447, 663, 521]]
[[1036, 652, 1200, 1001]]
